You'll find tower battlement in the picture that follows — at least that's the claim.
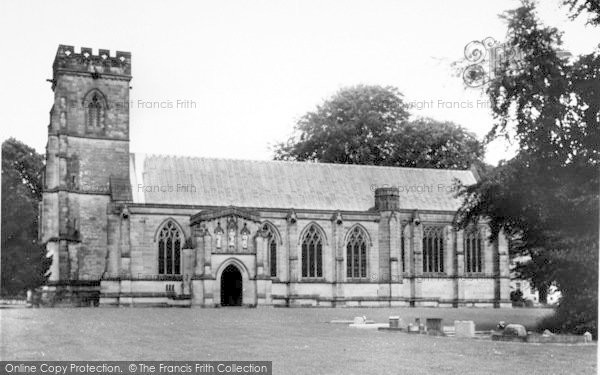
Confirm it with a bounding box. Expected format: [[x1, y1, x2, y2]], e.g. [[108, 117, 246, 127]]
[[53, 45, 131, 78]]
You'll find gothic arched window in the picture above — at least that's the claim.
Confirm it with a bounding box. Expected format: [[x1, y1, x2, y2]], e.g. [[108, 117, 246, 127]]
[[301, 224, 323, 278], [262, 223, 278, 277], [84, 90, 106, 129], [158, 221, 182, 275], [346, 226, 368, 279], [401, 225, 406, 273], [465, 228, 483, 273], [423, 226, 444, 273]]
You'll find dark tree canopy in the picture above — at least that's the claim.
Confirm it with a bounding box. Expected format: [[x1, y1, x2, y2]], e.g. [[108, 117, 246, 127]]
[[388, 118, 483, 169], [455, 1, 599, 335], [274, 85, 409, 165], [274, 85, 484, 169], [1, 138, 50, 296], [563, 0, 600, 24]]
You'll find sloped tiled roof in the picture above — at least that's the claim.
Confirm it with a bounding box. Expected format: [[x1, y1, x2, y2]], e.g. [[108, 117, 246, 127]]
[[129, 154, 476, 212]]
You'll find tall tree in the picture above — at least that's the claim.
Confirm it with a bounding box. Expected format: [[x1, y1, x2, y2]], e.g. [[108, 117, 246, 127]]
[[388, 117, 483, 169], [274, 85, 409, 164], [454, 1, 599, 335], [274, 85, 484, 169], [563, 0, 600, 24], [1, 138, 50, 296]]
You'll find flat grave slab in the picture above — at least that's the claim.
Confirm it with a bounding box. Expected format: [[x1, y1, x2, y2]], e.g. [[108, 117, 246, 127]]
[[349, 323, 389, 329]]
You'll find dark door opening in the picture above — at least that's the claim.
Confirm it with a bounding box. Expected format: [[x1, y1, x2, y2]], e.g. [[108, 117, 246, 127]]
[[221, 264, 242, 306]]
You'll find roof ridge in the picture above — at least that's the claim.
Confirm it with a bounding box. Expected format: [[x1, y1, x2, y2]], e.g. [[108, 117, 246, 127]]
[[131, 153, 472, 173]]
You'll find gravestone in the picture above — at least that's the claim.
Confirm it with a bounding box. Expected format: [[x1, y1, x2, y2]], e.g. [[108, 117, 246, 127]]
[[583, 332, 592, 343], [454, 320, 475, 338], [407, 323, 419, 333], [353, 316, 366, 325], [426, 318, 443, 334], [503, 324, 527, 337], [542, 329, 554, 337], [389, 316, 400, 329]]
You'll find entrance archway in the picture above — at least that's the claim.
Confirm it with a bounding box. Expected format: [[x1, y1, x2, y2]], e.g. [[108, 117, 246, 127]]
[[221, 264, 243, 306]]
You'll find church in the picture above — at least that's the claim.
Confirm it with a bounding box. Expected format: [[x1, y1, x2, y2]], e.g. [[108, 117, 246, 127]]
[[39, 45, 511, 308]]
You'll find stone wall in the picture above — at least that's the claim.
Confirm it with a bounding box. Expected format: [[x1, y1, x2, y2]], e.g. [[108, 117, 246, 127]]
[[129, 214, 193, 277], [100, 206, 510, 307]]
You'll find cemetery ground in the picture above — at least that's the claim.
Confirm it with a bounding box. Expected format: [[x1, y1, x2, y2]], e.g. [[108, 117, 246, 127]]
[[1, 307, 596, 374]]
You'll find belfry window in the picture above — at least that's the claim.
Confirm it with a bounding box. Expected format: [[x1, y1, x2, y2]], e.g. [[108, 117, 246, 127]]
[[85, 91, 106, 129], [465, 228, 483, 273], [346, 226, 368, 279], [158, 221, 182, 275], [301, 224, 323, 278], [423, 226, 444, 273]]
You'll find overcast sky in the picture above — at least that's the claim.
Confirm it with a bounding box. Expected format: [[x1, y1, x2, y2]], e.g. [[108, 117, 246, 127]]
[[1, 0, 598, 166]]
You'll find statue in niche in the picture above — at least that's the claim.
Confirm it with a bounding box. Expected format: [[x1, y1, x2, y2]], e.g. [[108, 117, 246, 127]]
[[215, 222, 224, 249], [227, 216, 237, 249], [228, 228, 236, 248], [241, 232, 248, 249], [241, 223, 250, 249], [59, 112, 67, 128]]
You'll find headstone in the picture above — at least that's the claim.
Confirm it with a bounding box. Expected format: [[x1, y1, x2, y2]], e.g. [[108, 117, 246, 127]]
[[454, 320, 475, 338], [353, 316, 366, 325], [407, 323, 419, 333], [418, 323, 426, 334], [442, 326, 455, 336], [426, 318, 443, 333], [542, 329, 554, 337], [389, 316, 400, 329], [583, 332, 592, 343], [503, 324, 527, 337]]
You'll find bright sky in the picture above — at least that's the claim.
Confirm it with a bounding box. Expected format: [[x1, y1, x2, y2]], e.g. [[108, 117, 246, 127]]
[[0, 0, 598, 166]]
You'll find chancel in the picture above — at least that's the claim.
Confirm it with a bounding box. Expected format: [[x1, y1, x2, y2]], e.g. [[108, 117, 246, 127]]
[[39, 45, 511, 308]]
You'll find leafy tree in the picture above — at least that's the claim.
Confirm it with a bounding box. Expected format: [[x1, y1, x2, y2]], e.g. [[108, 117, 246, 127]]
[[274, 85, 484, 169], [510, 289, 524, 303], [388, 118, 484, 169], [274, 85, 409, 164], [454, 1, 599, 335], [1, 138, 50, 296], [563, 0, 600, 24]]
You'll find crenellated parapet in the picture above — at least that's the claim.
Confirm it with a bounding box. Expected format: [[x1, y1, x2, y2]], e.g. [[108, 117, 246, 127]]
[[53, 45, 131, 80]]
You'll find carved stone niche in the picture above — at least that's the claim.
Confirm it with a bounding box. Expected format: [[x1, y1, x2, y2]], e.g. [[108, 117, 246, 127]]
[[240, 223, 251, 250], [214, 222, 224, 250], [227, 216, 238, 249], [189, 206, 262, 254]]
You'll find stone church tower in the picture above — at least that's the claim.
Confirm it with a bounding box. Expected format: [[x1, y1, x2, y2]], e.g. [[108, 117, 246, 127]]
[[40, 45, 132, 303]]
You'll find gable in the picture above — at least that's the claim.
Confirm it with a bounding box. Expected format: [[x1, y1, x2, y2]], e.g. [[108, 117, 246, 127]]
[[191, 206, 261, 225]]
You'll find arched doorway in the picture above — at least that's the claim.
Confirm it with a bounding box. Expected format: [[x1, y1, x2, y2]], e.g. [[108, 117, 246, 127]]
[[221, 264, 243, 306]]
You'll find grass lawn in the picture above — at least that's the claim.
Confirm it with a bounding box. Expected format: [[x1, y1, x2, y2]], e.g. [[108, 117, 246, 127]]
[[0, 307, 596, 374]]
